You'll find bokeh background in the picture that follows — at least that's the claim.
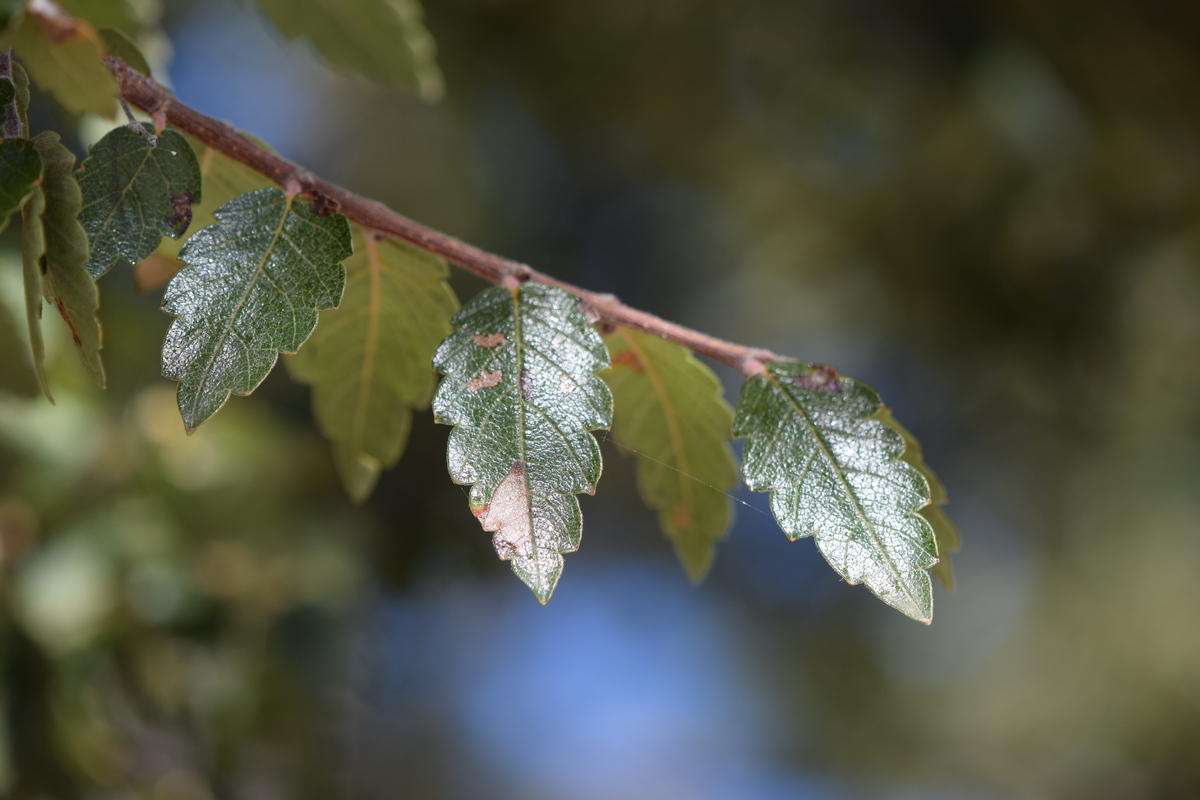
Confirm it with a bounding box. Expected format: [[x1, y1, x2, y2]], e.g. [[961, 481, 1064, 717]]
[[2, 0, 1200, 797]]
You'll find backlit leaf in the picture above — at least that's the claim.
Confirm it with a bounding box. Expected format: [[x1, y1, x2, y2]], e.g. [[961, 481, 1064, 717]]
[[258, 0, 444, 101], [77, 126, 202, 278], [288, 227, 458, 502], [602, 327, 737, 582], [432, 283, 612, 602], [98, 25, 149, 76], [733, 362, 938, 622], [875, 405, 960, 591], [20, 184, 50, 401], [0, 137, 42, 234], [8, 7, 117, 118], [162, 188, 351, 432], [33, 131, 103, 388]]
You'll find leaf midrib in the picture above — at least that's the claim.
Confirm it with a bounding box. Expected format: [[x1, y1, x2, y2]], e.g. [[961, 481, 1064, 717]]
[[617, 331, 695, 534], [348, 234, 383, 455], [187, 195, 291, 427], [767, 368, 921, 612]]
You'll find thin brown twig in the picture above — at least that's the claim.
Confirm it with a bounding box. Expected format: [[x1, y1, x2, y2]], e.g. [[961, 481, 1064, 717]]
[[104, 57, 783, 375]]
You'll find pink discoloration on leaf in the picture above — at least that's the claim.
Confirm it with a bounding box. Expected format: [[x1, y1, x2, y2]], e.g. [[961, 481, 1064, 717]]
[[473, 461, 533, 559], [466, 368, 502, 393]]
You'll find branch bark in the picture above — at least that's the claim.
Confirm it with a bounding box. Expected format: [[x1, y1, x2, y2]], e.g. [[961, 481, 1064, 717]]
[[105, 57, 782, 375]]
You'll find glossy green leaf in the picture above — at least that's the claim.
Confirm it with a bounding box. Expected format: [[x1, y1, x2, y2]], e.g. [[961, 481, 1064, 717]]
[[432, 283, 612, 602], [154, 134, 274, 261], [258, 0, 444, 101], [0, 138, 42, 235], [77, 126, 202, 278], [163, 188, 351, 432], [733, 362, 938, 622], [288, 227, 458, 502], [33, 131, 104, 388], [20, 185, 50, 401], [8, 10, 118, 118], [602, 327, 737, 582], [875, 405, 960, 591]]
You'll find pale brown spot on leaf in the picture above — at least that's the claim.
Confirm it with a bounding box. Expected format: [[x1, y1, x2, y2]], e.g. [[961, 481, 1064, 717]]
[[473, 333, 508, 348], [519, 368, 534, 401], [466, 369, 502, 393], [672, 503, 692, 530], [473, 461, 533, 560], [792, 363, 842, 394]]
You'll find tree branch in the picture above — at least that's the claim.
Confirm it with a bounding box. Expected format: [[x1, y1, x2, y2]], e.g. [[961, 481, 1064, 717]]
[[105, 57, 782, 375]]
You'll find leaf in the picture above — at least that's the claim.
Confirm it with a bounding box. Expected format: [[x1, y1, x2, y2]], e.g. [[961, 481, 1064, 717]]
[[8, 6, 118, 118], [0, 137, 42, 235], [98, 25, 149, 76], [33, 131, 104, 388], [258, 0, 444, 101], [0, 76, 12, 107], [602, 328, 737, 582], [20, 184, 51, 401], [288, 227, 458, 502], [77, 126, 202, 278], [162, 188, 351, 432], [874, 405, 960, 591], [733, 362, 938, 622], [11, 60, 29, 134], [154, 134, 275, 261], [432, 283, 612, 603]]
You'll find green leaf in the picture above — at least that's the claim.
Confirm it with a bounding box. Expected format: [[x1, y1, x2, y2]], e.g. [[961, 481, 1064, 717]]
[[733, 362, 938, 623], [0, 76, 13, 108], [11, 60, 29, 134], [162, 188, 351, 432], [33, 131, 104, 388], [258, 0, 444, 101], [8, 9, 118, 118], [61, 0, 145, 38], [20, 185, 51, 401], [98, 25, 149, 76], [875, 405, 960, 591], [154, 134, 275, 261], [77, 126, 202, 278], [0, 138, 42, 235], [432, 283, 612, 603], [602, 328, 737, 582], [288, 227, 458, 502]]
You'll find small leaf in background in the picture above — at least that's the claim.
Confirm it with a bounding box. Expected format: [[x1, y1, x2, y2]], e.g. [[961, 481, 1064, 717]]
[[33, 131, 104, 388], [875, 405, 960, 591], [162, 188, 351, 432], [432, 283, 612, 602], [98, 25, 150, 76], [288, 227, 458, 502], [734, 362, 938, 622], [258, 0, 444, 101], [8, 6, 118, 118], [602, 328, 737, 582], [153, 134, 275, 261], [77, 126, 202, 278], [0, 137, 42, 234], [20, 184, 50, 401]]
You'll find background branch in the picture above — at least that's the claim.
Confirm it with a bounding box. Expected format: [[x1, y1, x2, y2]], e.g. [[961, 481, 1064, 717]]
[[104, 57, 782, 375]]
